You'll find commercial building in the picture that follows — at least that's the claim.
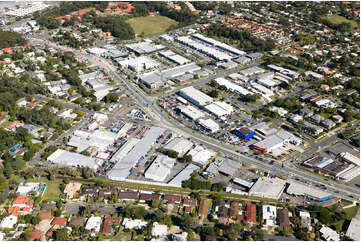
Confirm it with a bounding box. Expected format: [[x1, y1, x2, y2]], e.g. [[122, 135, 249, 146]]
[[192, 33, 246, 56], [126, 41, 165, 54], [159, 50, 190, 65], [177, 105, 204, 121], [107, 127, 166, 181], [117, 56, 159, 72], [139, 63, 201, 89], [239, 66, 265, 76], [178, 86, 213, 107], [337, 166, 360, 182], [286, 180, 333, 202], [248, 177, 286, 200], [198, 118, 220, 133], [47, 149, 104, 170], [204, 101, 234, 118], [164, 137, 193, 157], [253, 131, 300, 153], [217, 157, 242, 177], [267, 64, 300, 79], [168, 164, 199, 187], [233, 178, 254, 189], [303, 156, 354, 178], [5, 2, 49, 17], [214, 77, 252, 97], [337, 152, 360, 166], [346, 218, 360, 241], [232, 127, 255, 141], [144, 154, 176, 182], [176, 36, 233, 61]]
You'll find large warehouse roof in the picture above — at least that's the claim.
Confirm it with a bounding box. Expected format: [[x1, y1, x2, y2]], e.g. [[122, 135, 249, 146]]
[[178, 86, 213, 107], [205, 101, 234, 117], [286, 180, 332, 201], [168, 164, 199, 187], [198, 118, 220, 133], [110, 138, 140, 163], [164, 137, 193, 157], [47, 149, 103, 170], [107, 127, 165, 181], [215, 77, 251, 96], [192, 149, 216, 166], [177, 105, 204, 120], [217, 158, 241, 177], [117, 56, 159, 72], [248, 177, 286, 199], [144, 154, 176, 182], [126, 41, 165, 54]]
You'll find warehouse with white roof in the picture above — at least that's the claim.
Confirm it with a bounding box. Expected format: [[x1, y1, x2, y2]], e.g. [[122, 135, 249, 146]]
[[178, 86, 213, 107], [110, 138, 140, 163], [144, 154, 176, 182], [47, 149, 104, 170], [117, 56, 159, 72], [192, 149, 216, 166], [177, 105, 204, 120], [198, 118, 220, 133], [248, 177, 286, 199], [205, 101, 234, 117], [164, 137, 193, 157], [168, 164, 199, 187], [286, 180, 333, 202], [107, 127, 165, 181], [215, 77, 251, 96], [159, 50, 190, 65]]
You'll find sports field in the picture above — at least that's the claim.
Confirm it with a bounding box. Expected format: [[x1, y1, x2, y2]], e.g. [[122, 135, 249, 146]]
[[127, 15, 177, 37], [322, 15, 358, 29]]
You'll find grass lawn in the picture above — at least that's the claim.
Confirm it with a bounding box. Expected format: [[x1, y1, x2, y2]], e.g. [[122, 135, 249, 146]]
[[126, 15, 177, 37], [27, 177, 62, 202], [322, 15, 358, 29], [343, 205, 359, 220]]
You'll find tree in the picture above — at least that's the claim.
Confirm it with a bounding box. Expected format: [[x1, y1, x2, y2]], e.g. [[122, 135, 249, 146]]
[[54, 228, 69, 241], [182, 154, 192, 163], [166, 149, 179, 158], [211, 182, 225, 192], [104, 93, 119, 103], [31, 215, 41, 225], [181, 214, 194, 230]]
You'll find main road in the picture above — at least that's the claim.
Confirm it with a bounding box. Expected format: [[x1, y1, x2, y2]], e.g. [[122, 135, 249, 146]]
[[28, 38, 360, 201]]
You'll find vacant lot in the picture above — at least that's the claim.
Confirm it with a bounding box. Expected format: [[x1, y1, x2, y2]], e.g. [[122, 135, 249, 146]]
[[127, 15, 177, 37], [322, 15, 358, 29]]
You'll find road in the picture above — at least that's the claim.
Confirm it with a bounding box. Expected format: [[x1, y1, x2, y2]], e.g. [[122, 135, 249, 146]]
[[27, 37, 360, 201]]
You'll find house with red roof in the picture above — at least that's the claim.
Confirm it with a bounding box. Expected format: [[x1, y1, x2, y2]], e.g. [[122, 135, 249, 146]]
[[8, 195, 34, 216], [2, 48, 11, 53], [29, 230, 42, 241], [320, 84, 330, 91], [246, 204, 257, 223], [51, 217, 67, 228], [6, 121, 24, 131]]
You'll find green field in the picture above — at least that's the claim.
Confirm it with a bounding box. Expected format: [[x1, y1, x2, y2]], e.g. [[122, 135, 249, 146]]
[[322, 15, 358, 28], [127, 15, 177, 37], [27, 177, 62, 202]]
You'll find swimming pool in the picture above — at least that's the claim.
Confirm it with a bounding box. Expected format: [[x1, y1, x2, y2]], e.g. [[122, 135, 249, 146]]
[[39, 185, 46, 193]]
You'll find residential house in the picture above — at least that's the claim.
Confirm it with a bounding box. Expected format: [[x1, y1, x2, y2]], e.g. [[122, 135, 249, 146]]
[[320, 225, 340, 241], [278, 209, 290, 229], [139, 193, 161, 202], [118, 192, 139, 201], [85, 216, 102, 236], [99, 189, 117, 200], [299, 108, 314, 118], [51, 217, 67, 228], [152, 222, 168, 238], [64, 183, 82, 199], [310, 114, 324, 124], [198, 198, 211, 219], [229, 202, 242, 220], [39, 211, 52, 221], [246, 204, 257, 223], [80, 186, 98, 198], [69, 217, 86, 227], [321, 119, 336, 129], [29, 230, 42, 241], [122, 218, 147, 229], [299, 211, 312, 231], [102, 216, 121, 236], [8, 195, 34, 216], [163, 194, 181, 204], [262, 205, 277, 226]]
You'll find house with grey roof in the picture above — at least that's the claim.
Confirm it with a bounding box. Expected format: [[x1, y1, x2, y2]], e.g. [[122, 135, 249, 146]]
[[321, 119, 336, 129], [310, 114, 324, 124], [299, 107, 314, 118]]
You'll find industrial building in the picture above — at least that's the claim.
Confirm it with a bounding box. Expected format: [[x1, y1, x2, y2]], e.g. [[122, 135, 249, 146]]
[[198, 118, 220, 133], [144, 155, 176, 182], [176, 36, 233, 61], [67, 129, 119, 152], [337, 152, 360, 166], [239, 66, 265, 76], [107, 127, 166, 181], [164, 137, 193, 157], [159, 50, 190, 65], [176, 105, 205, 120], [168, 164, 199, 187], [178, 86, 213, 107], [286, 180, 333, 202], [248, 177, 286, 200], [267, 64, 300, 80], [126, 41, 165, 54], [302, 156, 354, 178], [117, 56, 159, 72], [110, 138, 140, 163], [47, 149, 104, 170], [139, 63, 201, 89], [192, 33, 246, 56], [5, 2, 49, 17], [346, 218, 360, 241], [214, 77, 252, 97], [305, 71, 325, 81], [216, 157, 242, 177], [253, 131, 301, 153], [192, 149, 216, 166], [204, 101, 234, 118], [232, 127, 255, 141], [232, 178, 254, 189]]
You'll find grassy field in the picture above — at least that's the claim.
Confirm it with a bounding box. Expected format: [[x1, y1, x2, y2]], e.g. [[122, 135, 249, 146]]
[[126, 15, 177, 37], [343, 205, 359, 220], [322, 15, 358, 28]]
